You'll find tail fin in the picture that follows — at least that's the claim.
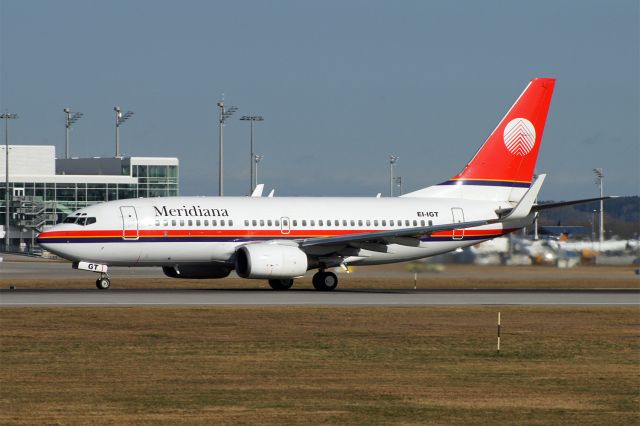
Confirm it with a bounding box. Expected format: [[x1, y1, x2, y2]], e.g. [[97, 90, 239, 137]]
[[403, 78, 555, 202]]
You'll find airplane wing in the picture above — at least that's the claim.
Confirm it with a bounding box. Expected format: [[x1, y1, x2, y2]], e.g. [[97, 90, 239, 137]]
[[300, 218, 494, 248]]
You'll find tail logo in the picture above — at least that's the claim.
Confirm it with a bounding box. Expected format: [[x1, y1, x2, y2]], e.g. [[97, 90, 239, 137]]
[[503, 118, 536, 156]]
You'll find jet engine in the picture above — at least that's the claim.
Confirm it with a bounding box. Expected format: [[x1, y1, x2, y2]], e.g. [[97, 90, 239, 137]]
[[162, 265, 231, 279], [235, 244, 308, 279]]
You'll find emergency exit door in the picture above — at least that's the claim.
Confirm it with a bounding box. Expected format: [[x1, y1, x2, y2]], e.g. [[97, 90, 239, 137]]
[[451, 208, 464, 240]]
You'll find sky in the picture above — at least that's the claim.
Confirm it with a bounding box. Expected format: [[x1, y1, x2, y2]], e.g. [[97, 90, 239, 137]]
[[1, 0, 638, 200]]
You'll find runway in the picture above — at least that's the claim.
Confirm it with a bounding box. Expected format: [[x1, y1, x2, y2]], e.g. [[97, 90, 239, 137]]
[[1, 288, 638, 306]]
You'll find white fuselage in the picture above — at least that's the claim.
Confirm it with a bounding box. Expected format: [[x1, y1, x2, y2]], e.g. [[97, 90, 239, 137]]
[[37, 196, 519, 268]]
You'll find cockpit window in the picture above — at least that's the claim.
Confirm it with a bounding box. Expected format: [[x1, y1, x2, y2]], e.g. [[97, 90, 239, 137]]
[[62, 216, 96, 226]]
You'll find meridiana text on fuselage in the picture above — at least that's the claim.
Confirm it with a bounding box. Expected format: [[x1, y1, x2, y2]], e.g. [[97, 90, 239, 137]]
[[153, 205, 230, 217]]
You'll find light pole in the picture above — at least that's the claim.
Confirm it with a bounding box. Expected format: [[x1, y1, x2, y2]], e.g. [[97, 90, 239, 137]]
[[389, 155, 398, 196], [217, 101, 238, 196], [240, 115, 264, 194], [254, 154, 264, 189], [395, 176, 403, 195], [114, 106, 134, 157], [2, 112, 18, 251], [593, 168, 604, 246], [64, 108, 83, 159]]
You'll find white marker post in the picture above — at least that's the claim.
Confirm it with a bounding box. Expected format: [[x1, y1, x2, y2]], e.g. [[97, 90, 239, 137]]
[[497, 312, 501, 354], [414, 272, 417, 290]]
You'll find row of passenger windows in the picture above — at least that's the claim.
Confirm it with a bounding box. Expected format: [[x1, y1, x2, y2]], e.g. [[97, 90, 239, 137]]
[[245, 219, 434, 227], [155, 219, 234, 227], [152, 218, 433, 228]]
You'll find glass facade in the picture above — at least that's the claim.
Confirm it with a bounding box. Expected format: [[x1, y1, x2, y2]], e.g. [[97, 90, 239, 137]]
[[1, 158, 178, 253]]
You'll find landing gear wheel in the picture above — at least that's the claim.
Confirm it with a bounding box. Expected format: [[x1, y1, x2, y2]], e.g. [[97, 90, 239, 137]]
[[312, 271, 338, 291], [268, 278, 294, 290], [96, 277, 111, 290]]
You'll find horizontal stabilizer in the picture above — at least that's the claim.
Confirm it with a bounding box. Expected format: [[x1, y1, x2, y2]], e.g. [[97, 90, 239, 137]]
[[532, 196, 617, 212]]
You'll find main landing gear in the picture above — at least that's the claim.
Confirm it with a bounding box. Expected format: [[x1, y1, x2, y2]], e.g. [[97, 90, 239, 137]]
[[268, 278, 294, 290], [312, 270, 338, 291], [95, 274, 111, 290]]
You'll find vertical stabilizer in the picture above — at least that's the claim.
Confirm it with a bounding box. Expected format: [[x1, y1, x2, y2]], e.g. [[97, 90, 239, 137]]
[[403, 78, 555, 202]]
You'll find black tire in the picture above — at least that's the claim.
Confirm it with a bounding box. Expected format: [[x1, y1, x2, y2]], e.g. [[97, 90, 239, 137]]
[[96, 277, 111, 290], [312, 271, 338, 291], [268, 278, 294, 290]]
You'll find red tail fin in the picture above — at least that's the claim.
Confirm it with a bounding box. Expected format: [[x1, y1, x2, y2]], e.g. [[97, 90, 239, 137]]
[[450, 78, 555, 186]]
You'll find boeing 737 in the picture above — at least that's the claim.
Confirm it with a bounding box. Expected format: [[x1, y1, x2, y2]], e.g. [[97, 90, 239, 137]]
[[37, 78, 608, 290]]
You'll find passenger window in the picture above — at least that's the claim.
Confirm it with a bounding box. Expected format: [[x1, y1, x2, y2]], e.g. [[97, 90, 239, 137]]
[[374, 220, 379, 226], [172, 220, 177, 227], [260, 220, 265, 226], [229, 220, 233, 226], [252, 220, 257, 226], [413, 220, 418, 226], [420, 220, 425, 226], [390, 220, 395, 226], [310, 220, 315, 226], [196, 220, 201, 226], [220, 220, 225, 226], [180, 220, 185, 226], [275, 220, 280, 226], [429, 220, 433, 227], [212, 220, 217, 226], [358, 220, 363, 226], [155, 220, 160, 226], [335, 220, 340, 226], [292, 220, 297, 226], [405, 220, 410, 226], [163, 220, 168, 226], [350, 220, 355, 226], [188, 220, 193, 226], [382, 220, 387, 226], [366, 220, 370, 226], [302, 220, 307, 226], [86, 217, 96, 225], [244, 220, 249, 226], [343, 220, 347, 226], [267, 220, 273, 226], [319, 220, 323, 226]]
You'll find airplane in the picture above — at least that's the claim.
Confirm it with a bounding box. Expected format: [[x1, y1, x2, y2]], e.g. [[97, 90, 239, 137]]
[[36, 77, 610, 290]]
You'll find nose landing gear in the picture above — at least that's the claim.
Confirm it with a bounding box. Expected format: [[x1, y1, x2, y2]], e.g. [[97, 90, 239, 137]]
[[96, 274, 111, 290]]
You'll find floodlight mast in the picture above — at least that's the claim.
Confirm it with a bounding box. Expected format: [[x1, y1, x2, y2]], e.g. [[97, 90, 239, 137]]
[[217, 100, 238, 196], [64, 108, 84, 159], [254, 154, 264, 189], [240, 115, 264, 194], [389, 155, 398, 196], [114, 106, 134, 157], [2, 111, 18, 251], [593, 168, 604, 247]]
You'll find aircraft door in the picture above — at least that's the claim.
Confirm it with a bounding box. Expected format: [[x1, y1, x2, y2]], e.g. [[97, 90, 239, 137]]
[[280, 217, 291, 235], [451, 208, 464, 240], [120, 206, 139, 240]]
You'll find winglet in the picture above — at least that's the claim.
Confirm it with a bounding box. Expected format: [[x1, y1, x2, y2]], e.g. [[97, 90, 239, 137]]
[[251, 184, 265, 197], [503, 174, 546, 220]]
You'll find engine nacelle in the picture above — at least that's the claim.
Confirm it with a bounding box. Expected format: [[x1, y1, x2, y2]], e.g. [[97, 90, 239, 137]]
[[162, 265, 231, 279], [235, 244, 308, 279]]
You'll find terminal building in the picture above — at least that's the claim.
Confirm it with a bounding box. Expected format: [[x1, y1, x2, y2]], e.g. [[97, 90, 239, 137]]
[[0, 145, 178, 252]]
